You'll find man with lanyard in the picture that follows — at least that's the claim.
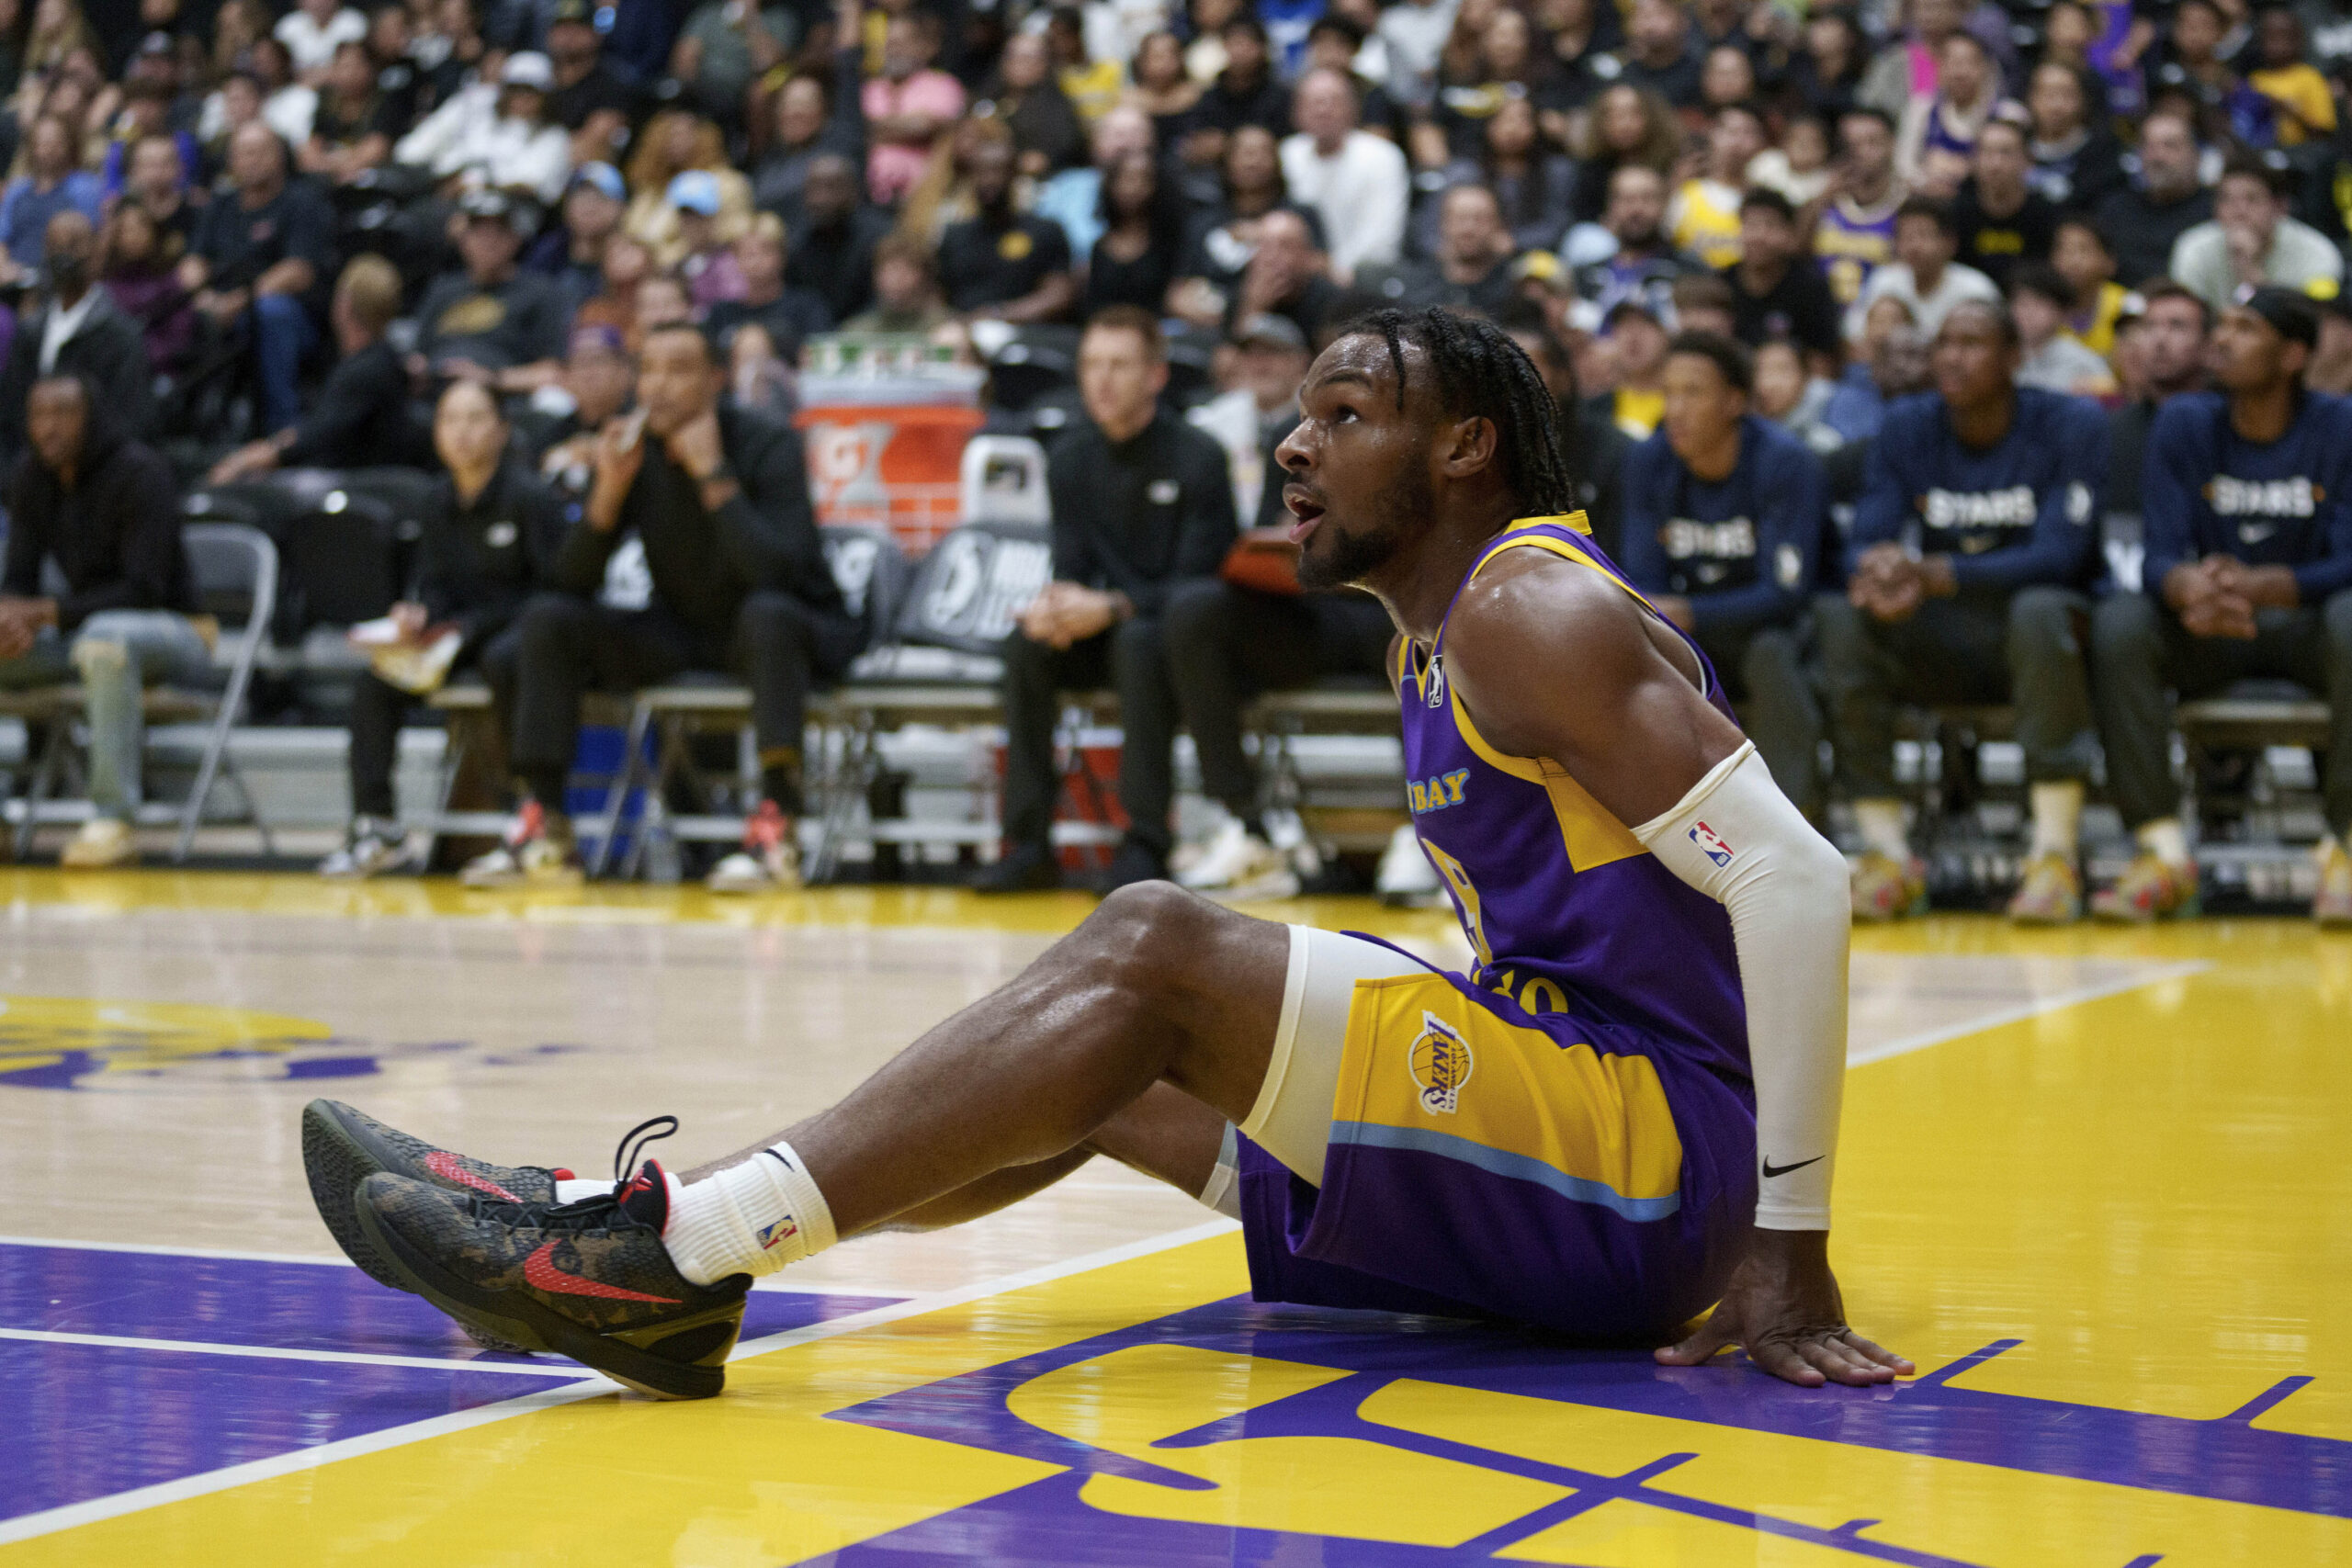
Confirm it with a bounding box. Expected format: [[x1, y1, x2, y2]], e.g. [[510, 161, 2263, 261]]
[[1817, 299, 2109, 923], [1618, 332, 1831, 823], [2090, 288, 2352, 925]]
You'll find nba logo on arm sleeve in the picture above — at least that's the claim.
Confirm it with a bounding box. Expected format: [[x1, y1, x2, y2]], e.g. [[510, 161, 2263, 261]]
[[1690, 821, 1735, 866]]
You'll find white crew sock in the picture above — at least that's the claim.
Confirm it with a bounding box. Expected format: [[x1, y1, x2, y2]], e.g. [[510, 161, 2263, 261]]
[[2136, 818, 2192, 868], [1852, 798, 1910, 863], [2028, 782, 2084, 861], [555, 1178, 615, 1204], [661, 1141, 838, 1285]]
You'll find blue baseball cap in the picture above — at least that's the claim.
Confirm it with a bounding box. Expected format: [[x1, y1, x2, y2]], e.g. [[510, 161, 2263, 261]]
[[666, 169, 722, 216], [570, 162, 624, 203]]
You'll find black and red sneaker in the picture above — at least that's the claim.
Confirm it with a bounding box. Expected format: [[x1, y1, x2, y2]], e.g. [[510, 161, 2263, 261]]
[[354, 1157, 750, 1400], [301, 1100, 573, 1293]]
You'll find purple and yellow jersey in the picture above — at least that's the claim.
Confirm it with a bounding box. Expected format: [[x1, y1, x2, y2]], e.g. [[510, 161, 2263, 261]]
[[1397, 513, 1751, 1082], [1233, 513, 1759, 1337], [1815, 191, 1901, 307]]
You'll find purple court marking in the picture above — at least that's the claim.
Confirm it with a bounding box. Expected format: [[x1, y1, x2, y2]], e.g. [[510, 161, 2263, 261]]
[[0, 1241, 899, 1361], [823, 1295, 2351, 1563], [0, 1243, 905, 1528], [0, 1337, 572, 1523]]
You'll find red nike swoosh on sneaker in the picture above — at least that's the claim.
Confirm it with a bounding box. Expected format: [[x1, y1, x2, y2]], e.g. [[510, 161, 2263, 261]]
[[424, 1150, 523, 1202], [522, 1242, 682, 1303]]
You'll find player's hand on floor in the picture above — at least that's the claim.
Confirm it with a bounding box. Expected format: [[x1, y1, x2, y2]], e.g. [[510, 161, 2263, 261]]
[[1654, 1228, 1914, 1388]]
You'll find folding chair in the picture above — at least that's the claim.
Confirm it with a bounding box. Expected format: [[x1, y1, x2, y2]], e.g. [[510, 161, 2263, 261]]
[[0, 524, 277, 863]]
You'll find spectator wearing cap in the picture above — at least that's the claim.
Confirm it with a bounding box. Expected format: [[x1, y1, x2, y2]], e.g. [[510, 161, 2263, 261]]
[[526, 323, 637, 484], [209, 254, 426, 482], [1617, 331, 1831, 822], [1187, 310, 1313, 530], [2091, 288, 2352, 926], [544, 0, 642, 169], [392, 50, 572, 203], [862, 10, 964, 206], [2094, 113, 2215, 289], [706, 212, 831, 362], [1849, 197, 1998, 344], [527, 162, 628, 321], [1948, 118, 2056, 292], [1592, 299, 1671, 438], [276, 0, 366, 81], [667, 170, 747, 309], [1724, 188, 1842, 368], [1570, 164, 1704, 326], [2168, 156, 2346, 314], [1280, 67, 1408, 282], [0, 212, 153, 474], [412, 189, 569, 393], [179, 120, 336, 435], [1354, 184, 1516, 316], [936, 138, 1076, 323], [623, 110, 753, 267]]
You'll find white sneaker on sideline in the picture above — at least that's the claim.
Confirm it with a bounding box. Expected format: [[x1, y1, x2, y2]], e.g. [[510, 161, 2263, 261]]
[[1177, 818, 1299, 900], [319, 818, 413, 879], [1375, 823, 1441, 907], [59, 818, 137, 869]]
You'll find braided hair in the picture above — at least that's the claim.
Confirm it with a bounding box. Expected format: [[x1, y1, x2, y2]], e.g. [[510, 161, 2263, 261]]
[[1341, 306, 1580, 517]]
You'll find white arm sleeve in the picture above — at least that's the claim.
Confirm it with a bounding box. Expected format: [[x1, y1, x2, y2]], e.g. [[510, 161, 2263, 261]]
[[1633, 741, 1850, 1230]]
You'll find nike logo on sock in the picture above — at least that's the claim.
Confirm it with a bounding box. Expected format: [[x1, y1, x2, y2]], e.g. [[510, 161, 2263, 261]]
[[522, 1242, 681, 1303], [425, 1151, 522, 1202]]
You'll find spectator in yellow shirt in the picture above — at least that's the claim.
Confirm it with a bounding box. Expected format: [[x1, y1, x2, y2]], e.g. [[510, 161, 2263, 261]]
[[2248, 6, 2336, 146], [2053, 216, 2131, 359]]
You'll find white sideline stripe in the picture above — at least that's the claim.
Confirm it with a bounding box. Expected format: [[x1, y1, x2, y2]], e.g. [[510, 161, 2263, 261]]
[[0, 1325, 585, 1376], [0, 1235, 360, 1266], [1848, 961, 2210, 1067], [0, 1218, 1243, 1548]]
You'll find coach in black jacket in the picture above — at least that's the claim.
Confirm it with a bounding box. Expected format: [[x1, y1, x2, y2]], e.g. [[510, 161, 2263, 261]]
[[485, 322, 861, 851]]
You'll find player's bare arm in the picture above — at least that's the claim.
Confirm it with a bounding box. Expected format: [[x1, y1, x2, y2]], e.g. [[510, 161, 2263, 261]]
[[1443, 550, 1914, 1389]]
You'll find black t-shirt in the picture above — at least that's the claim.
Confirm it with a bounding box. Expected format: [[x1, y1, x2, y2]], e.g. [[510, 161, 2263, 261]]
[[311, 89, 407, 148], [413, 267, 569, 370], [938, 211, 1072, 312], [280, 339, 430, 469], [2095, 184, 2215, 289], [1195, 70, 1291, 136], [546, 60, 641, 131], [1082, 231, 1179, 315], [786, 207, 890, 322], [190, 179, 337, 313], [1950, 181, 2060, 289], [1616, 47, 1702, 107], [1045, 408, 1238, 616], [1724, 258, 1843, 360]]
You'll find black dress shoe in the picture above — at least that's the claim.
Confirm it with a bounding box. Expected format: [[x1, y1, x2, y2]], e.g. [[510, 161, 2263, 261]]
[[1091, 840, 1168, 896], [971, 841, 1062, 894]]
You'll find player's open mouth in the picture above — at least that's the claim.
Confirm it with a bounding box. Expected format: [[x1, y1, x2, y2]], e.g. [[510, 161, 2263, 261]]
[[1284, 487, 1325, 544]]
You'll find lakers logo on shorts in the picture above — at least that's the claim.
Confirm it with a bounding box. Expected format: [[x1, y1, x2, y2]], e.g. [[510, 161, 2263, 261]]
[[1408, 1011, 1473, 1114]]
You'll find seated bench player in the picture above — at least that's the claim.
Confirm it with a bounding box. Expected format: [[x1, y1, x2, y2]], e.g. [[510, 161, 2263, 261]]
[[2090, 288, 2352, 925], [300, 309, 1908, 1402], [1617, 331, 1831, 822], [1816, 299, 2110, 924]]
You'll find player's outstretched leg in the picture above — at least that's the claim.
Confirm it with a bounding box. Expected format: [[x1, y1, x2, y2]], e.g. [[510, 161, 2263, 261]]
[[342, 885, 1288, 1397]]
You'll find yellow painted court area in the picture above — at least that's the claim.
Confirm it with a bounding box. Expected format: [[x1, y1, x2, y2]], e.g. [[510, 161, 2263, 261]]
[[0, 868, 2346, 1565]]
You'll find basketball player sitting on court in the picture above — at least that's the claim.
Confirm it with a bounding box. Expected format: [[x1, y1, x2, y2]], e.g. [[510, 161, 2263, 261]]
[[302, 308, 1911, 1400]]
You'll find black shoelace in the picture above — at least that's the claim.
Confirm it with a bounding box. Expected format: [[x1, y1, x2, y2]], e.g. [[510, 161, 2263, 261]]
[[487, 1115, 681, 1236]]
